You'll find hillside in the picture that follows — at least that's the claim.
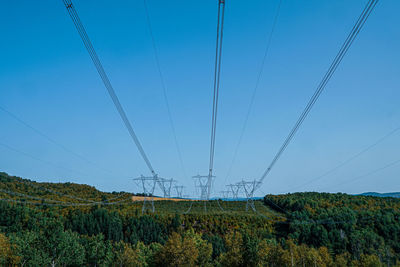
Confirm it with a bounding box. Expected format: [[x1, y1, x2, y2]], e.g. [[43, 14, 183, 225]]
[[0, 172, 399, 266], [0, 172, 193, 204], [0, 171, 129, 203]]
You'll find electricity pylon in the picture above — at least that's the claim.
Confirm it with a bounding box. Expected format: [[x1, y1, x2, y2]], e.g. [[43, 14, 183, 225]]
[[227, 183, 241, 199], [157, 178, 174, 198], [193, 174, 215, 211], [237, 179, 261, 211], [132, 175, 158, 213], [174, 185, 184, 198]]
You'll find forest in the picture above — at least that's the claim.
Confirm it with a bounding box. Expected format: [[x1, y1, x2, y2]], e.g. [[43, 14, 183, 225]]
[[0, 171, 399, 266]]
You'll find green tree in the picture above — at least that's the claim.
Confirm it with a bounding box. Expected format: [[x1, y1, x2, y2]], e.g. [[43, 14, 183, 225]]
[[83, 234, 113, 267], [156, 232, 198, 267], [9, 226, 84, 267], [51, 230, 85, 267], [219, 231, 244, 267], [114, 241, 146, 267], [318, 246, 333, 267], [10, 230, 51, 267], [203, 234, 225, 260], [242, 233, 259, 267], [354, 254, 383, 267], [146, 242, 163, 267], [0, 232, 18, 266], [334, 252, 350, 267], [40, 218, 84, 267], [285, 239, 300, 267], [257, 239, 289, 267], [185, 229, 212, 267]]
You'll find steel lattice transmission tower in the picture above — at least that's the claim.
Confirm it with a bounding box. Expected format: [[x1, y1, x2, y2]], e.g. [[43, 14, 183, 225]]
[[237, 180, 261, 211], [193, 174, 215, 211], [193, 174, 215, 200], [157, 178, 174, 198], [173, 185, 185, 198], [227, 183, 241, 199], [132, 175, 159, 213]]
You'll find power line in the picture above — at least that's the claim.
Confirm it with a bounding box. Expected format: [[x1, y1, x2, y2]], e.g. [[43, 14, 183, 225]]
[[257, 0, 379, 188], [0, 183, 133, 206], [216, 198, 225, 211], [0, 142, 127, 202], [0, 142, 89, 177], [284, 125, 400, 193], [62, 0, 156, 176], [258, 188, 288, 216], [252, 201, 398, 226], [268, 212, 386, 226], [20, 179, 128, 204], [320, 158, 400, 192], [142, 0, 187, 179], [0, 196, 132, 207], [202, 194, 391, 227], [255, 193, 393, 226], [0, 141, 129, 203], [208, 0, 226, 178], [0, 105, 128, 178], [224, 0, 283, 186], [183, 201, 194, 214], [0, 188, 72, 204], [105, 192, 131, 202]]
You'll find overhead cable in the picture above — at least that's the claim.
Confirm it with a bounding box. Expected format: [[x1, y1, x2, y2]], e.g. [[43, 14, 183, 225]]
[[208, 0, 226, 178], [285, 125, 400, 192], [0, 105, 127, 178], [224, 0, 283, 185], [0, 196, 132, 207], [62, 0, 156, 176], [0, 143, 128, 203], [143, 0, 187, 179], [0, 142, 88, 177], [320, 158, 400, 191], [257, 0, 379, 187]]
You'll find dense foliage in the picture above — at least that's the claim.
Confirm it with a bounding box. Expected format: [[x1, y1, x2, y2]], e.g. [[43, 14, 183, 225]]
[[265, 192, 400, 265], [0, 172, 399, 266]]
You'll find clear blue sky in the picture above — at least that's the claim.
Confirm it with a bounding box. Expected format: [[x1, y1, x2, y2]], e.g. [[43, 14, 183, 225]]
[[0, 0, 399, 197]]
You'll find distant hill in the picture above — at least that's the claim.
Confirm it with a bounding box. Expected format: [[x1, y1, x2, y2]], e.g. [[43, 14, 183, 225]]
[[0, 171, 131, 204], [359, 192, 400, 198], [0, 172, 188, 204]]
